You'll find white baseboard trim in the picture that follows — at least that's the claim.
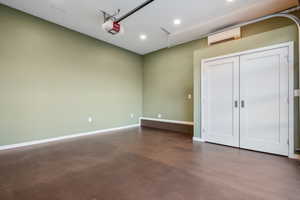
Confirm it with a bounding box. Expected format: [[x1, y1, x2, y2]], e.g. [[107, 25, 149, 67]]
[[289, 153, 300, 160], [140, 117, 194, 126], [193, 137, 205, 142], [0, 124, 140, 151]]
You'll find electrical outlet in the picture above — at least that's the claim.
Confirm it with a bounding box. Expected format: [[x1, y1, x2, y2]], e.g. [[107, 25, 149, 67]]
[[157, 113, 162, 118], [130, 113, 134, 119], [88, 117, 93, 123], [294, 89, 300, 97]]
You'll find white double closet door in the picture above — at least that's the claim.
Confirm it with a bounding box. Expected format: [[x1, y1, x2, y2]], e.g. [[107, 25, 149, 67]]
[[202, 47, 290, 156]]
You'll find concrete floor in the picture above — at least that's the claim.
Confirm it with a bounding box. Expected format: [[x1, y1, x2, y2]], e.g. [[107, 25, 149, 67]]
[[0, 127, 299, 200]]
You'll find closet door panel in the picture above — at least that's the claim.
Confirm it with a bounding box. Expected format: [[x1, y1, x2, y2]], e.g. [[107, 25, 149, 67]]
[[202, 57, 239, 147], [239, 47, 289, 156]]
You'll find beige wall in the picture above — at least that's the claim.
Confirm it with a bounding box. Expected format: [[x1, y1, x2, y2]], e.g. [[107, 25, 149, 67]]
[[0, 5, 143, 146]]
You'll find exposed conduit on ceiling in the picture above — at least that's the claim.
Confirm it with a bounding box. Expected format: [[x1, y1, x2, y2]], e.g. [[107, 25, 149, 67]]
[[168, 7, 300, 46], [170, 5, 300, 151], [211, 7, 300, 153], [215, 6, 300, 152]]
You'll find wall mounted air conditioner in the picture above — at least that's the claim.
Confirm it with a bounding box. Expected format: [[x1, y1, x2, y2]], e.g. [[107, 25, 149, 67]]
[[208, 27, 241, 46]]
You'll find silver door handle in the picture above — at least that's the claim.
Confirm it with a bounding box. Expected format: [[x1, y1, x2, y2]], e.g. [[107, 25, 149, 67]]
[[234, 101, 238, 108], [241, 100, 245, 108]]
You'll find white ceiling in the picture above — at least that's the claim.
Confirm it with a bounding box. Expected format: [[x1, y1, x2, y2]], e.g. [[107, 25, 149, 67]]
[[0, 0, 297, 54]]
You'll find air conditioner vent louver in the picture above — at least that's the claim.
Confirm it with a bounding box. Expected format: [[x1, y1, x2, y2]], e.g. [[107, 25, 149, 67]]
[[208, 27, 241, 46]]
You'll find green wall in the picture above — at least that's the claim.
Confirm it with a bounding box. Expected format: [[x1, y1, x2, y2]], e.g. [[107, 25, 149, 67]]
[[1, 3, 300, 150], [0, 5, 143, 146], [143, 16, 300, 149], [143, 17, 296, 122], [194, 25, 298, 146]]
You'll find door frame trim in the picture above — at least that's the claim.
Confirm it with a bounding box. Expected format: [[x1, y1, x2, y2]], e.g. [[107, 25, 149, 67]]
[[200, 41, 295, 158]]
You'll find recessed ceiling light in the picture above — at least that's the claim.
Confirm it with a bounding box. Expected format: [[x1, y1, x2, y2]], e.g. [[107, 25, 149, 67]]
[[140, 34, 147, 40], [173, 19, 181, 25], [226, 0, 234, 2]]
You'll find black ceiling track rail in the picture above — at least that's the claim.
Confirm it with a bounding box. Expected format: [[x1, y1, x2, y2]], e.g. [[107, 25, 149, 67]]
[[116, 0, 155, 23]]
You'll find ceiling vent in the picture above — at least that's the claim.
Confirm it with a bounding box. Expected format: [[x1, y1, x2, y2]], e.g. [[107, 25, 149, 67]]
[[208, 27, 241, 46]]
